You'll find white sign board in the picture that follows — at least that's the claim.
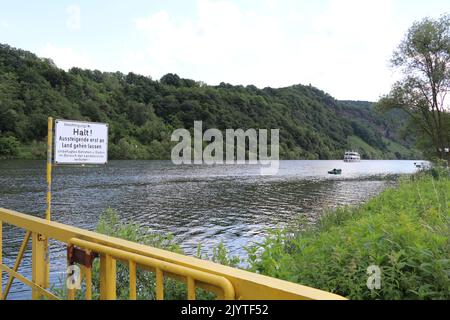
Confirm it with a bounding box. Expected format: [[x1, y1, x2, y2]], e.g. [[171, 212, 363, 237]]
[[54, 119, 108, 164]]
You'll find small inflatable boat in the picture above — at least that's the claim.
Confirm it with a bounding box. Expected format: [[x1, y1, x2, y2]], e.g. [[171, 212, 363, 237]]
[[328, 168, 342, 175]]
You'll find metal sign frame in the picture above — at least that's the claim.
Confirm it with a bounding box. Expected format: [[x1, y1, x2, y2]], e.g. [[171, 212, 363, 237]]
[[53, 118, 109, 165]]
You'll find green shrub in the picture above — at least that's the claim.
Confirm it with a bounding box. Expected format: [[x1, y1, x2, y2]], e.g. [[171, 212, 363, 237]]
[[0, 136, 19, 157], [109, 138, 150, 160]]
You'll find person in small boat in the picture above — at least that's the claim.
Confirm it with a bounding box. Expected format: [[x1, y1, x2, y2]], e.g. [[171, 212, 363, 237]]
[[328, 168, 342, 174]]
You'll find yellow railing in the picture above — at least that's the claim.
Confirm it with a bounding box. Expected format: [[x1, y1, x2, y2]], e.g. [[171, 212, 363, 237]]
[[67, 238, 235, 300], [0, 207, 346, 300]]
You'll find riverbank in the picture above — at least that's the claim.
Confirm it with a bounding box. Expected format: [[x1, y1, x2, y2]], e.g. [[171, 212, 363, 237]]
[[247, 168, 449, 299]]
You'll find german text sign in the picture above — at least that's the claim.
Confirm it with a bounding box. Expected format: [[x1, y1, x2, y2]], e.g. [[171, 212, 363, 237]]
[[54, 119, 108, 164]]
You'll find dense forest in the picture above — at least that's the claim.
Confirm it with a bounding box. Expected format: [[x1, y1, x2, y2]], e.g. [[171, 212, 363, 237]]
[[0, 44, 420, 160]]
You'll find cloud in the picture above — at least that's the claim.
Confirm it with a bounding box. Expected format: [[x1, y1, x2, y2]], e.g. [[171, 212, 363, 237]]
[[39, 43, 93, 70], [66, 5, 81, 30], [299, 0, 401, 100], [133, 0, 285, 85], [131, 0, 402, 100]]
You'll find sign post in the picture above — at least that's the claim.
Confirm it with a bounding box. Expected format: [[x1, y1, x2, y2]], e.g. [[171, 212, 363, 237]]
[[46, 117, 53, 220], [44, 117, 54, 287]]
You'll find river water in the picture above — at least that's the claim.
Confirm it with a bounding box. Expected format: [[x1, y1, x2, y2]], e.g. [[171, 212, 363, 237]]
[[0, 159, 422, 299]]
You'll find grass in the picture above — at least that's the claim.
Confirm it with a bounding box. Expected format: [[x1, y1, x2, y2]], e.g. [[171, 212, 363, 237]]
[[247, 168, 450, 299]]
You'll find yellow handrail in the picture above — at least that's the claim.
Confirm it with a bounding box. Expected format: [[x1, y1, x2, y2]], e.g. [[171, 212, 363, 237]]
[[0, 207, 346, 300], [69, 238, 235, 300]]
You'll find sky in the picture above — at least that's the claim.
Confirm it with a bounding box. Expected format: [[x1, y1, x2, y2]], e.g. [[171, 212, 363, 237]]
[[0, 0, 448, 100]]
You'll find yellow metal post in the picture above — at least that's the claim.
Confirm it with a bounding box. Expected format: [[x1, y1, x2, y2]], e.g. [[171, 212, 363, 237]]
[[187, 276, 196, 300], [44, 117, 53, 288], [129, 260, 136, 300], [32, 232, 46, 300], [156, 268, 164, 300], [46, 117, 53, 221], [84, 266, 92, 300], [100, 254, 116, 300], [67, 286, 75, 300]]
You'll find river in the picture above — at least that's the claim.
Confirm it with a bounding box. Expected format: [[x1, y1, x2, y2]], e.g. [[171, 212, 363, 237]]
[[0, 159, 423, 299]]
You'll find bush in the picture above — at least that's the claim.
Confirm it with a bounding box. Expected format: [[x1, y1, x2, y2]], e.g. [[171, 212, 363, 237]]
[[0, 135, 19, 157], [109, 138, 150, 160]]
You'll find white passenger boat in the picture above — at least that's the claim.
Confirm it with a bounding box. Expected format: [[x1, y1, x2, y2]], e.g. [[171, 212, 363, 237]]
[[344, 151, 361, 162]]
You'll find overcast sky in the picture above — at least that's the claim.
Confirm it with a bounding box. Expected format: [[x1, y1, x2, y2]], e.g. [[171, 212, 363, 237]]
[[0, 0, 448, 100]]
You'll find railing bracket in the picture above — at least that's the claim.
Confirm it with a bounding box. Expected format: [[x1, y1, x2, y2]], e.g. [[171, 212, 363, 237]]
[[67, 244, 98, 268]]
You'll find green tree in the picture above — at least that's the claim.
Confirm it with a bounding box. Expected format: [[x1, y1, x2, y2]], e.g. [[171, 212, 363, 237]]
[[0, 43, 422, 160], [377, 15, 450, 161], [160, 73, 182, 87]]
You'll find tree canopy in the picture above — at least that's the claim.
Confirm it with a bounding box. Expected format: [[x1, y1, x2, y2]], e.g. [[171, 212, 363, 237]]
[[377, 15, 450, 161], [0, 43, 419, 160]]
